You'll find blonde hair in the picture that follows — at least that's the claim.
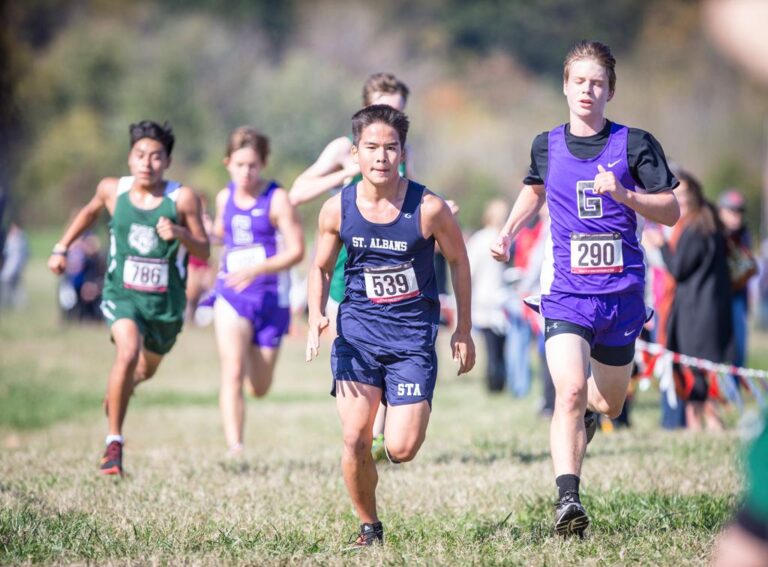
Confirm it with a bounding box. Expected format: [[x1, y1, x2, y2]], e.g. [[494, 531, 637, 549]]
[[225, 126, 270, 162], [362, 73, 410, 106], [563, 41, 616, 94]]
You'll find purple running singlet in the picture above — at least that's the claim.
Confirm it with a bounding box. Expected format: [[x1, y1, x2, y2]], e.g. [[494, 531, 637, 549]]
[[542, 122, 645, 296], [540, 123, 647, 347], [215, 181, 290, 346]]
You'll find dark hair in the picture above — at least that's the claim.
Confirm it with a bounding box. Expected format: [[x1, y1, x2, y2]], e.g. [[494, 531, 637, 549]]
[[129, 120, 175, 156], [351, 105, 409, 147], [564, 40, 617, 94], [675, 168, 722, 236], [362, 73, 410, 106], [225, 126, 270, 162]]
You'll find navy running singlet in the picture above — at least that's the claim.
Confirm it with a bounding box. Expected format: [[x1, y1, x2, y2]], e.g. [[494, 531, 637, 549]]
[[337, 180, 440, 348]]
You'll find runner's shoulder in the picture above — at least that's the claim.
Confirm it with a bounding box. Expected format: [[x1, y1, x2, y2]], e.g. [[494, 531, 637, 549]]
[[96, 177, 120, 197], [319, 192, 342, 229]]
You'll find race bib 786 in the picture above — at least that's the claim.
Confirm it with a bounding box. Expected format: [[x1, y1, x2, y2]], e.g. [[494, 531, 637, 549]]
[[123, 256, 169, 292]]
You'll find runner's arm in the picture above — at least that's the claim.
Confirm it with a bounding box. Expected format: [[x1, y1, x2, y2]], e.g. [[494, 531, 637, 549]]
[[159, 186, 210, 259], [306, 196, 343, 361], [289, 137, 359, 206], [48, 177, 115, 275], [612, 188, 679, 226], [211, 188, 228, 244], [594, 164, 679, 226], [426, 194, 476, 375], [490, 184, 546, 263]]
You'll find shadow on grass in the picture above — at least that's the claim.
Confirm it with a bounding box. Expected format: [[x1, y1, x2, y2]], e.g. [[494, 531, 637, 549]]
[[0, 379, 102, 430], [0, 381, 326, 432], [432, 438, 661, 467]]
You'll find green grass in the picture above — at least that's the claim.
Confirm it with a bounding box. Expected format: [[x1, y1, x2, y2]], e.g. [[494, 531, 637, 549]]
[[0, 259, 763, 564]]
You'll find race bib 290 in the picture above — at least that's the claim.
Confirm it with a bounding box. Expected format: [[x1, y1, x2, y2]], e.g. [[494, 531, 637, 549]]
[[570, 232, 623, 274]]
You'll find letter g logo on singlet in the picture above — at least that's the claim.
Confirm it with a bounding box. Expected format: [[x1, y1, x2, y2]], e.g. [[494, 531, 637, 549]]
[[232, 215, 253, 245], [576, 180, 603, 219]]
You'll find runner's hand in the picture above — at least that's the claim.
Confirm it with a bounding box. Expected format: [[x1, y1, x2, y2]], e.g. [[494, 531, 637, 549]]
[[156, 216, 180, 240], [341, 163, 361, 186], [48, 253, 67, 275], [306, 315, 329, 362], [224, 266, 261, 292], [594, 164, 628, 201], [490, 234, 512, 263], [451, 330, 476, 375]]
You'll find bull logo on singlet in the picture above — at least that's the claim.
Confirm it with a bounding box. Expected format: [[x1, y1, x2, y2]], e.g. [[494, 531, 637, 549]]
[[128, 223, 158, 255], [232, 214, 254, 246]]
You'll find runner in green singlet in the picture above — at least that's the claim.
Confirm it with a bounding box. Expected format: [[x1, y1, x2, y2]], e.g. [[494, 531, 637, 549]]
[[713, 413, 768, 565], [48, 120, 209, 476]]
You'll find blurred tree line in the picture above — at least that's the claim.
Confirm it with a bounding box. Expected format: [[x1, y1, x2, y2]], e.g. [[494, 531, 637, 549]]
[[2, 0, 766, 234]]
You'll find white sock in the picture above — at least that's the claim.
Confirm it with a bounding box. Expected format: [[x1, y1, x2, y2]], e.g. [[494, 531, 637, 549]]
[[106, 434, 124, 446]]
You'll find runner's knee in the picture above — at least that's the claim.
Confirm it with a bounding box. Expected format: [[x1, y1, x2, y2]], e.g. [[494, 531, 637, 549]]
[[342, 430, 372, 458], [220, 364, 245, 387], [384, 440, 421, 463], [555, 384, 587, 413], [114, 346, 140, 370], [598, 399, 624, 419], [247, 377, 271, 398], [135, 365, 157, 383]]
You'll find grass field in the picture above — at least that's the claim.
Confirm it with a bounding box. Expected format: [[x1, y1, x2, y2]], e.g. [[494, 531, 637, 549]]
[[1, 258, 764, 565]]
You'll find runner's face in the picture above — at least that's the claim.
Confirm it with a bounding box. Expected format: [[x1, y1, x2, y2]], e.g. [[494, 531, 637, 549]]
[[563, 58, 613, 120], [128, 138, 170, 187], [353, 122, 403, 185], [369, 92, 406, 111], [225, 147, 264, 191]]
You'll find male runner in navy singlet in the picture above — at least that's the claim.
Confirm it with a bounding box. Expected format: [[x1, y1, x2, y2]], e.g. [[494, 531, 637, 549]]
[[306, 104, 474, 548]]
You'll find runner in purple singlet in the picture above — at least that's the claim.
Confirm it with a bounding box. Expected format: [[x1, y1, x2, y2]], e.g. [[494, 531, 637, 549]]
[[491, 41, 680, 536], [212, 126, 304, 455]]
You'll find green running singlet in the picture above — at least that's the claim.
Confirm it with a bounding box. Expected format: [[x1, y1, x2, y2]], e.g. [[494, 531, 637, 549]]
[[102, 176, 188, 326]]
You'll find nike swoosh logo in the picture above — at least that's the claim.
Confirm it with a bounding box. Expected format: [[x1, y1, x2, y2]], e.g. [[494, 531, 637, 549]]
[[624, 329, 635, 337], [607, 160, 622, 168], [251, 209, 266, 216]]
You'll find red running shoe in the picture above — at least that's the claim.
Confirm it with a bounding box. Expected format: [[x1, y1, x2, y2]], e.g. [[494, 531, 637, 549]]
[[100, 440, 123, 476]]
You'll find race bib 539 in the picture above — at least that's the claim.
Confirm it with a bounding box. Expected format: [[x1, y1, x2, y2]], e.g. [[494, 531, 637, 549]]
[[364, 261, 419, 304]]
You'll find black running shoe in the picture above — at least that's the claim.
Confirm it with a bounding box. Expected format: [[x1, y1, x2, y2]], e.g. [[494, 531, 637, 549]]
[[100, 440, 123, 476], [554, 492, 590, 537], [584, 410, 597, 444], [345, 522, 383, 550]]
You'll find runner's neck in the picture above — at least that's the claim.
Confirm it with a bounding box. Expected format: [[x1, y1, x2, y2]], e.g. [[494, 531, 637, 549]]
[[568, 115, 607, 137]]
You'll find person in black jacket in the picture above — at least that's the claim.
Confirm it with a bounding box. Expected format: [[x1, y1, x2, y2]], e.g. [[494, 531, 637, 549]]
[[647, 169, 733, 430]]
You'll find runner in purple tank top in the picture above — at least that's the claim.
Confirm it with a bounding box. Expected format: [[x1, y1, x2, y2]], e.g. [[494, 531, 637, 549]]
[[212, 126, 304, 455], [491, 41, 680, 537]]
